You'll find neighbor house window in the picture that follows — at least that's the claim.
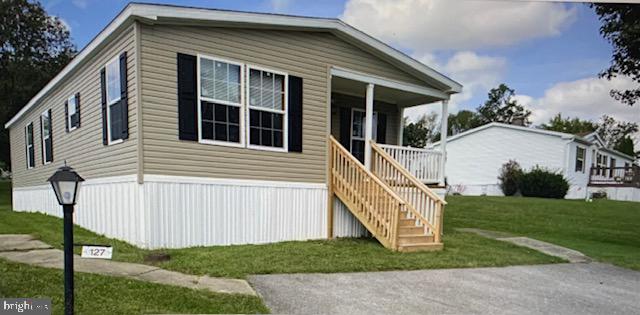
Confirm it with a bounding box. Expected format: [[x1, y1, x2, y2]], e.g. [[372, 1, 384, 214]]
[[610, 158, 616, 178], [25, 122, 35, 169], [247, 67, 287, 150], [575, 146, 585, 173], [40, 109, 53, 164], [596, 153, 607, 176], [198, 56, 243, 146], [67, 94, 80, 131], [106, 56, 124, 144]]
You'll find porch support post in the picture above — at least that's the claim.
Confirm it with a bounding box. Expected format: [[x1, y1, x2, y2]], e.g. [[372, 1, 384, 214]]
[[364, 83, 375, 169], [439, 100, 449, 186], [397, 107, 405, 146]]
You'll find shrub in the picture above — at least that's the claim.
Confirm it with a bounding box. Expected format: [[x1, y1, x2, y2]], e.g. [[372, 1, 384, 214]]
[[518, 167, 569, 199], [498, 160, 522, 196]]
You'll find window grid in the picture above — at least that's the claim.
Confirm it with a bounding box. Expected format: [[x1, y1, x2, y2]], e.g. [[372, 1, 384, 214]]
[[68, 94, 79, 131], [25, 123, 34, 169], [575, 147, 585, 173], [247, 66, 287, 151], [197, 55, 244, 147], [41, 110, 52, 164]]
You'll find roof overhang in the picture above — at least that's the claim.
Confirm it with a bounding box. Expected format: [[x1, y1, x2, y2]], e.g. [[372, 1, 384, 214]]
[[5, 2, 462, 129]]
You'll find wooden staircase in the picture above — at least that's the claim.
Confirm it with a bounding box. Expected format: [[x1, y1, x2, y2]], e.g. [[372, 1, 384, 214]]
[[328, 136, 446, 252]]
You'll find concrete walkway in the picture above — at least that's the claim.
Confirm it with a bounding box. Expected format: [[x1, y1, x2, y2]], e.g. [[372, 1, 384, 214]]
[[456, 228, 591, 263], [249, 263, 640, 314], [0, 234, 255, 296]]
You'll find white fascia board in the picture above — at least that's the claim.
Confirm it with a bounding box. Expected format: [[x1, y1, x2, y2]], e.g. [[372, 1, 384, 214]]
[[331, 67, 450, 100], [5, 3, 461, 129], [5, 5, 137, 129], [433, 122, 584, 145]]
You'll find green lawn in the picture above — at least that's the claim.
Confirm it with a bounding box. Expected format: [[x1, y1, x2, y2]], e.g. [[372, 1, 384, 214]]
[[0, 259, 268, 314], [446, 195, 640, 271]]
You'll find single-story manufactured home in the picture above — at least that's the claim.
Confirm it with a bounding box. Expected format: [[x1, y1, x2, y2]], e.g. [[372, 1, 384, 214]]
[[435, 123, 639, 201], [6, 3, 460, 251]]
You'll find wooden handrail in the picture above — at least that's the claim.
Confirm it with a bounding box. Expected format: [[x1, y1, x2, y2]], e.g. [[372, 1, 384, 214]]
[[329, 136, 404, 249], [372, 142, 447, 204], [371, 141, 446, 242]]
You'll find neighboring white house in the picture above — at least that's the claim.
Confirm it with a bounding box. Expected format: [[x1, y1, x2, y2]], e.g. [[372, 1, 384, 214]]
[[433, 123, 639, 201]]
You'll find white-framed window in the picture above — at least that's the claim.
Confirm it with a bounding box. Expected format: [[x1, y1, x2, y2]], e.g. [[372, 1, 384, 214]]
[[40, 110, 53, 164], [575, 146, 585, 173], [609, 158, 616, 178], [67, 94, 79, 131], [105, 56, 124, 145], [197, 55, 244, 147], [350, 108, 377, 163], [596, 153, 608, 176], [246, 66, 288, 151], [25, 122, 35, 169]]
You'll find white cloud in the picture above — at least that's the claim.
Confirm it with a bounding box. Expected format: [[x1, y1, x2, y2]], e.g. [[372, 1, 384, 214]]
[[341, 0, 577, 53], [270, 0, 293, 13], [516, 76, 640, 125], [404, 51, 507, 122]]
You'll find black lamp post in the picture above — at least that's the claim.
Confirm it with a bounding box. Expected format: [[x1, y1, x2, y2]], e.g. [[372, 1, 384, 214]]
[[47, 164, 84, 315]]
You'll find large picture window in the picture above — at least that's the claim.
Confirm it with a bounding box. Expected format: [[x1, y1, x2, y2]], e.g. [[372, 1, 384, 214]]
[[25, 122, 35, 169], [41, 109, 53, 164], [198, 56, 243, 146], [247, 67, 287, 151]]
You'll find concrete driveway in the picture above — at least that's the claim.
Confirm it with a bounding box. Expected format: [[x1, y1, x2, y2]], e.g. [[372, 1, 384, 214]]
[[249, 263, 640, 314]]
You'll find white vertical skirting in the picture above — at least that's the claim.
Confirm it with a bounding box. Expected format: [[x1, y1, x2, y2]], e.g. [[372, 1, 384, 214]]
[[12, 175, 371, 249], [12, 175, 145, 246], [333, 197, 367, 237]]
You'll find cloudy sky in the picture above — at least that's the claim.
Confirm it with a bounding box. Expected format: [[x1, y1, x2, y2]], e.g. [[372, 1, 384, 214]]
[[46, 0, 639, 127]]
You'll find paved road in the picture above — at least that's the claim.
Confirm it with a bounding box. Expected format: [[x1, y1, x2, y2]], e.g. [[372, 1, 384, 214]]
[[249, 263, 640, 314]]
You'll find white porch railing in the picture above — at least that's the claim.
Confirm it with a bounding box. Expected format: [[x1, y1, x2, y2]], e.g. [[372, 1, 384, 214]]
[[378, 144, 443, 184]]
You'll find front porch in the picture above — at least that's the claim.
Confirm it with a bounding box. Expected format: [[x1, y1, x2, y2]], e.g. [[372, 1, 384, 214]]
[[326, 67, 452, 252], [329, 68, 450, 186]]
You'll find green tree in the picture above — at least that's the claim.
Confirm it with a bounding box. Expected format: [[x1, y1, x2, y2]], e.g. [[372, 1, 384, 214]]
[[402, 112, 439, 148], [447, 109, 482, 135], [0, 0, 76, 170], [476, 84, 531, 125], [591, 4, 640, 106], [540, 114, 597, 134], [596, 115, 638, 155]]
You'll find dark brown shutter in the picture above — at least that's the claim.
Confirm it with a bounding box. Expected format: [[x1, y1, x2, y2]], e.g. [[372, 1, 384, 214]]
[[100, 68, 108, 145], [287, 75, 303, 152], [376, 113, 387, 144], [64, 101, 69, 132], [47, 108, 53, 162], [177, 53, 198, 141], [119, 51, 129, 139], [339, 107, 352, 149], [76, 92, 81, 128]]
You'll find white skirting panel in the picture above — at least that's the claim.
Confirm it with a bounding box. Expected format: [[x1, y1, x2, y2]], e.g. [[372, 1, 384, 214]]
[[142, 175, 330, 249], [332, 197, 367, 238], [12, 175, 145, 246], [13, 174, 374, 249]]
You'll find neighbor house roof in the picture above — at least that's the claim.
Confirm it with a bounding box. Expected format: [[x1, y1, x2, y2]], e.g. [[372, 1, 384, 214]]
[[5, 2, 462, 129], [432, 122, 636, 161]]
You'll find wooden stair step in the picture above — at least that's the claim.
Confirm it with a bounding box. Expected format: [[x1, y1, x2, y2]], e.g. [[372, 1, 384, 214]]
[[398, 234, 434, 245], [399, 226, 424, 234], [399, 218, 417, 227], [398, 242, 444, 252]]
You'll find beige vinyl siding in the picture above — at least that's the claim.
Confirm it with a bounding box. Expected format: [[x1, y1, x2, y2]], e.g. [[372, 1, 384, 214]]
[[9, 24, 138, 187], [330, 93, 400, 146], [140, 24, 427, 183]]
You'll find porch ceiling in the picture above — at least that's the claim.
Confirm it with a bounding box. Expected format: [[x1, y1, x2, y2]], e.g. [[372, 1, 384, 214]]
[[331, 76, 442, 108]]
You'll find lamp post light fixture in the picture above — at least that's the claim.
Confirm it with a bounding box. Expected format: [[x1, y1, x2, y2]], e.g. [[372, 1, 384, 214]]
[[47, 164, 84, 315]]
